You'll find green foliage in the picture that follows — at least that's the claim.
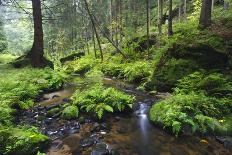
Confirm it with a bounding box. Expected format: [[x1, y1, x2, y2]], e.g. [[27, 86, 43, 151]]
[[47, 107, 60, 117], [0, 126, 49, 155], [174, 71, 232, 98], [152, 58, 198, 91], [61, 105, 79, 119], [0, 54, 17, 64], [0, 64, 66, 125], [72, 84, 134, 119], [149, 93, 231, 136], [65, 55, 99, 73], [122, 61, 152, 83]]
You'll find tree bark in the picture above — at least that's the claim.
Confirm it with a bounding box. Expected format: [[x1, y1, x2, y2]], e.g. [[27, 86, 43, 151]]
[[158, 0, 163, 35], [168, 0, 173, 36], [199, 0, 212, 29], [147, 0, 151, 58], [28, 0, 45, 67], [84, 0, 103, 61]]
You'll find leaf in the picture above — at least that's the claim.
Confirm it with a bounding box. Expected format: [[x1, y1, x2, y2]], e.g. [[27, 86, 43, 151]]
[[104, 105, 113, 112]]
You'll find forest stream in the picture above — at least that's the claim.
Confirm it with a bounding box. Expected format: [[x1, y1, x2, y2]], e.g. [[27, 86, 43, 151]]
[[18, 75, 231, 155]]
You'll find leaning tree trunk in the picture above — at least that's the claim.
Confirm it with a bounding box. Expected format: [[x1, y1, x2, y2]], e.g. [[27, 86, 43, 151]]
[[27, 0, 46, 67], [199, 0, 212, 29]]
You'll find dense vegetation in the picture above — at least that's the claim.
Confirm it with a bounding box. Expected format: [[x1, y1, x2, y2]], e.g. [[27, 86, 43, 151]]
[[0, 0, 232, 154]]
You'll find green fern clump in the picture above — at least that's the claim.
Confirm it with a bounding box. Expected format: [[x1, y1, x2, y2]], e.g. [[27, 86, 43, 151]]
[[61, 105, 79, 119], [0, 126, 49, 155], [65, 55, 99, 73], [122, 61, 152, 83], [149, 93, 231, 136], [71, 84, 134, 119]]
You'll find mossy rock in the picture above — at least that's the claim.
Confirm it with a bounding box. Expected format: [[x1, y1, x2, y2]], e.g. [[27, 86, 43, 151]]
[[151, 59, 199, 91], [61, 105, 79, 119], [47, 107, 61, 117], [150, 43, 230, 91], [0, 126, 50, 155], [126, 35, 156, 52], [169, 43, 229, 69], [60, 52, 85, 63]]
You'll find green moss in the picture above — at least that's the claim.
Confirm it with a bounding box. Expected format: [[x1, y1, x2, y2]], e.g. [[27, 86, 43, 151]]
[[0, 126, 49, 155], [47, 107, 60, 117], [151, 58, 198, 91], [0, 54, 17, 64], [174, 71, 232, 98], [61, 105, 79, 119]]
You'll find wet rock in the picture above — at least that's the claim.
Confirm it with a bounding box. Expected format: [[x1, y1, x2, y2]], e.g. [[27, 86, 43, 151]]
[[91, 143, 109, 155], [79, 116, 85, 124], [80, 137, 95, 148], [63, 98, 72, 103], [52, 95, 60, 99], [50, 139, 63, 150], [109, 149, 120, 155], [44, 117, 53, 125], [132, 102, 141, 111], [91, 123, 101, 132], [46, 104, 60, 111], [113, 116, 121, 122], [91, 123, 110, 133], [216, 136, 232, 150]]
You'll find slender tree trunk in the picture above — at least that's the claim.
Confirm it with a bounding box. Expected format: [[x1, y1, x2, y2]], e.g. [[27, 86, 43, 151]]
[[84, 0, 103, 61], [92, 24, 97, 58], [199, 0, 212, 29], [147, 0, 151, 58], [158, 0, 163, 35], [184, 0, 187, 19], [212, 0, 214, 11], [168, 0, 173, 36], [28, 0, 45, 67], [85, 27, 89, 54]]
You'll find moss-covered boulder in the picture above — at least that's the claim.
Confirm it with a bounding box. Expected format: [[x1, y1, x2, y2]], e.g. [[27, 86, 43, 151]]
[[60, 52, 85, 63], [150, 43, 230, 92], [0, 126, 49, 155]]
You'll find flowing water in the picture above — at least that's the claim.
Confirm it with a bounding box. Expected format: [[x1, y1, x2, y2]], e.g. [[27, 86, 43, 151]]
[[20, 76, 231, 155]]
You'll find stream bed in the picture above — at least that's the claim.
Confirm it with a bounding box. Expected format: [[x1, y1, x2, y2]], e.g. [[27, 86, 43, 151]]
[[19, 76, 231, 155]]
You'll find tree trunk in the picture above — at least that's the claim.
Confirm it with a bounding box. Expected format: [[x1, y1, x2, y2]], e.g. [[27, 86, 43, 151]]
[[28, 0, 45, 67], [184, 0, 187, 19], [92, 24, 97, 59], [168, 0, 173, 36], [158, 0, 163, 35], [147, 0, 151, 58], [84, 0, 103, 61], [199, 0, 212, 29]]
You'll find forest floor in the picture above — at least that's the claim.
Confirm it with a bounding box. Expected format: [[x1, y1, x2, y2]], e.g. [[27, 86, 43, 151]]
[[0, 5, 232, 155]]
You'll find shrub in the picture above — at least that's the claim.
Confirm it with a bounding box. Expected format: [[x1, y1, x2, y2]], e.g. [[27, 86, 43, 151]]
[[122, 61, 152, 83], [72, 84, 134, 119], [65, 55, 98, 73], [149, 93, 231, 136]]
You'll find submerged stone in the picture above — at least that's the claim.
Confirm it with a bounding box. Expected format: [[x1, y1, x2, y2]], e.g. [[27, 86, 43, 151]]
[[80, 137, 95, 148], [91, 143, 109, 155]]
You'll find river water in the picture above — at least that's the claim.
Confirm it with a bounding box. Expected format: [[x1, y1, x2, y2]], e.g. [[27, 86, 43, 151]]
[[20, 76, 231, 155]]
